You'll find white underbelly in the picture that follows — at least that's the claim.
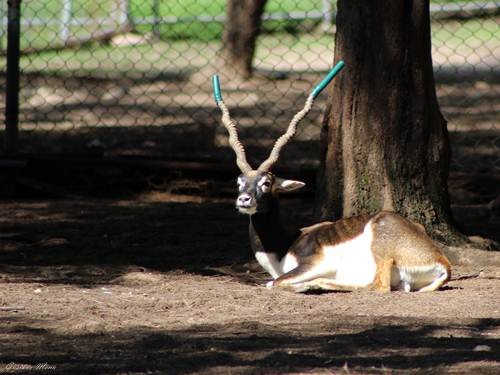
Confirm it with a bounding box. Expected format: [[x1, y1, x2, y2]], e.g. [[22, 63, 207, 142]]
[[322, 223, 377, 287], [256, 222, 377, 286]]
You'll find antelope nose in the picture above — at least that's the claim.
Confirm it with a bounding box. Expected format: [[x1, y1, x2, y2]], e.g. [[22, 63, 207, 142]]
[[237, 194, 253, 207]]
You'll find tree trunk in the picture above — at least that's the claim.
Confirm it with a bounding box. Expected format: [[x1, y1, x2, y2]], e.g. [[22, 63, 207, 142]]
[[222, 0, 267, 79], [315, 0, 461, 243]]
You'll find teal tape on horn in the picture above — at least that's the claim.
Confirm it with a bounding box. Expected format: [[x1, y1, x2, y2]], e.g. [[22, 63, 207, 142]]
[[212, 75, 223, 103], [311, 60, 345, 99]]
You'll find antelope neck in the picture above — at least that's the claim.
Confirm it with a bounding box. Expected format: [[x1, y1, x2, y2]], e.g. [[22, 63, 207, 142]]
[[250, 198, 300, 260]]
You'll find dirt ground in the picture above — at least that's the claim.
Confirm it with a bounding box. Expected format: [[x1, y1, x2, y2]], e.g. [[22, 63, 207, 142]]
[[0, 190, 499, 374]]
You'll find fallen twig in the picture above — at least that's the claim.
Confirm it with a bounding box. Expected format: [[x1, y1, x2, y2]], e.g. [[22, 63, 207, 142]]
[[451, 270, 484, 281], [0, 306, 25, 311]]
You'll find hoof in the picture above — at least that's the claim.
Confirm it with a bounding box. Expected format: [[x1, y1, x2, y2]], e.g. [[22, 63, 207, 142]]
[[266, 280, 274, 289]]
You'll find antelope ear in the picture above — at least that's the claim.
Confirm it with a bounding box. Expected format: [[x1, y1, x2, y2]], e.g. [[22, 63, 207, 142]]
[[275, 178, 306, 193]]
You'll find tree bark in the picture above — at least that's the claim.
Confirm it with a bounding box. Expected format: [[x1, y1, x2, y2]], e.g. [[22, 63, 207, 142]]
[[222, 0, 267, 79], [315, 0, 461, 243]]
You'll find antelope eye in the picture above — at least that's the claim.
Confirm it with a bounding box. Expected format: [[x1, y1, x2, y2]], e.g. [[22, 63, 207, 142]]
[[260, 181, 272, 191]]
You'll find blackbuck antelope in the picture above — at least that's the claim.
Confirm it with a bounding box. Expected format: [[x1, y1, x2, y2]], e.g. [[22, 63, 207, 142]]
[[212, 62, 451, 293]]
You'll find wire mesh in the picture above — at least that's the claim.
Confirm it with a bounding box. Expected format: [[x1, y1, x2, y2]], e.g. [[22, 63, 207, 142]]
[[0, 1, 499, 176]]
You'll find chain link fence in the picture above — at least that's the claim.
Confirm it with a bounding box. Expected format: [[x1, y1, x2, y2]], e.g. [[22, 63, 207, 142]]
[[0, 1, 499, 188]]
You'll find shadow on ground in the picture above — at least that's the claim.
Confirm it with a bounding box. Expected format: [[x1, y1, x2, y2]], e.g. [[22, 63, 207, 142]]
[[0, 198, 261, 284], [0, 315, 498, 374]]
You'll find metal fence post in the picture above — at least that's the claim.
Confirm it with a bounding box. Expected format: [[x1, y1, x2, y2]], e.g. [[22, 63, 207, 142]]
[[5, 0, 21, 156], [321, 0, 332, 31], [61, 0, 72, 42], [0, 1, 5, 51], [117, 0, 129, 27], [152, 0, 160, 38]]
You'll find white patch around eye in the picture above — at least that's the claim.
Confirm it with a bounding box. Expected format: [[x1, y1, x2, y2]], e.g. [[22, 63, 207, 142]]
[[237, 176, 246, 191], [257, 177, 271, 192]]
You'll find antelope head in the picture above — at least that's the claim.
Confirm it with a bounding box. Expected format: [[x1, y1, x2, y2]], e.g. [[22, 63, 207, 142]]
[[235, 172, 305, 215], [212, 61, 344, 216]]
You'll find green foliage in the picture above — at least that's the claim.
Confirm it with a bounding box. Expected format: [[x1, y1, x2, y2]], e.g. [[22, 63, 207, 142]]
[[128, 0, 323, 40], [5, 1, 497, 49], [21, 0, 114, 19], [15, 0, 324, 42]]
